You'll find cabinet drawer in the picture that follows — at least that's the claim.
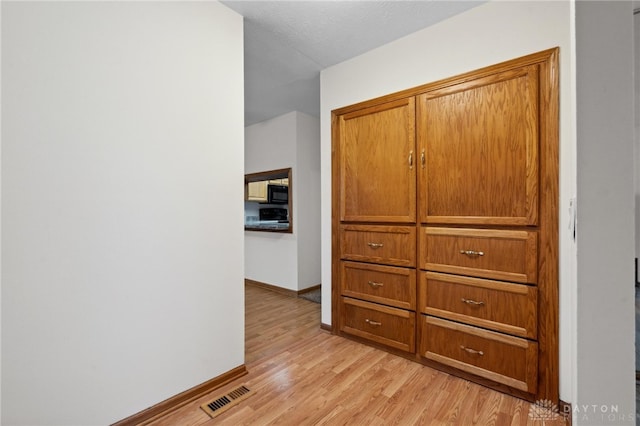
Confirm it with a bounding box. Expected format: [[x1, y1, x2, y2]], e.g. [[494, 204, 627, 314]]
[[341, 225, 416, 267], [342, 261, 416, 310], [419, 272, 537, 339], [419, 316, 537, 393], [341, 297, 415, 353], [420, 227, 537, 284]]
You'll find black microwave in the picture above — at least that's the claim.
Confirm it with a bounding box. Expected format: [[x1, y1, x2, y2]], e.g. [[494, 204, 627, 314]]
[[267, 184, 288, 204]]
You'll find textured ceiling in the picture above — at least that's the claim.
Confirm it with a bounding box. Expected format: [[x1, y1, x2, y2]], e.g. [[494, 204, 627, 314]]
[[221, 1, 484, 126]]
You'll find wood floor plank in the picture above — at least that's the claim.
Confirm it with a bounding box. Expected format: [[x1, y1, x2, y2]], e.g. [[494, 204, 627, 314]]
[[148, 285, 568, 425]]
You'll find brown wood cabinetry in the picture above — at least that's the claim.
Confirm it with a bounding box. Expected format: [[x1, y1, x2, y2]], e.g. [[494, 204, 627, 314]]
[[335, 99, 418, 354], [338, 98, 416, 223], [332, 48, 558, 402], [417, 66, 540, 226], [342, 262, 416, 310], [419, 271, 537, 339], [246, 181, 268, 202], [336, 102, 418, 354], [340, 225, 416, 267], [420, 316, 538, 393], [341, 297, 416, 353], [420, 227, 538, 284]]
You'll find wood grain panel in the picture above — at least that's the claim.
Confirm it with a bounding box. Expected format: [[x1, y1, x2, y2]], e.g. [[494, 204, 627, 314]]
[[419, 271, 537, 338], [420, 227, 538, 284], [341, 224, 416, 267], [535, 47, 560, 402], [341, 261, 416, 310], [331, 48, 559, 117], [339, 98, 416, 223], [341, 297, 415, 353], [420, 316, 538, 393], [417, 66, 539, 226], [331, 111, 342, 337]]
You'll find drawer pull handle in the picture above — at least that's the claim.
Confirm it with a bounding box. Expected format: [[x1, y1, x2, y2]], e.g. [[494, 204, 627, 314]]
[[461, 298, 484, 306], [367, 242, 384, 249], [460, 345, 484, 356], [460, 250, 484, 257], [420, 150, 425, 167], [408, 150, 414, 169], [365, 319, 382, 326], [368, 281, 384, 288]]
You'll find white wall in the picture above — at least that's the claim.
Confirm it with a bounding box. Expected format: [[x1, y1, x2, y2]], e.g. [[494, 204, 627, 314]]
[[575, 2, 635, 423], [1, 2, 245, 425], [295, 112, 322, 290], [245, 112, 299, 290], [320, 0, 576, 402], [245, 111, 321, 291]]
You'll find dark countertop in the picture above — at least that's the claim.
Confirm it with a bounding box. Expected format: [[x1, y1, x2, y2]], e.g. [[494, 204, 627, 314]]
[[245, 220, 290, 232]]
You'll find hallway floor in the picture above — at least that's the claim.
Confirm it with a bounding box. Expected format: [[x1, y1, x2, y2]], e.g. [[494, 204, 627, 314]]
[[149, 285, 567, 425]]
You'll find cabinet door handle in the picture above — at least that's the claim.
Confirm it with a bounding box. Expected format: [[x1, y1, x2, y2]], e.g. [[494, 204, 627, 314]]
[[461, 298, 484, 306], [459, 250, 484, 257], [365, 319, 382, 326], [368, 281, 384, 288], [420, 150, 425, 167], [408, 150, 414, 169], [367, 242, 384, 249], [460, 345, 484, 356]]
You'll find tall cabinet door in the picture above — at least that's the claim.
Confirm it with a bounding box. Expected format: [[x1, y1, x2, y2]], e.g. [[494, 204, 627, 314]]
[[417, 65, 539, 226], [338, 98, 416, 223]]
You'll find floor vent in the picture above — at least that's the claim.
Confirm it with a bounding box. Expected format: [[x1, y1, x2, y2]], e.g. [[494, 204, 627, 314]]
[[200, 385, 253, 419]]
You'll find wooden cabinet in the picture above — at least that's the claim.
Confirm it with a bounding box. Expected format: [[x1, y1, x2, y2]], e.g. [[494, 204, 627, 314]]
[[340, 225, 416, 267], [417, 66, 539, 226], [342, 261, 416, 310], [335, 99, 417, 354], [246, 181, 267, 202], [418, 271, 537, 339], [337, 98, 416, 223], [337, 225, 417, 354], [414, 60, 548, 397], [419, 227, 538, 284], [332, 48, 558, 402], [341, 297, 415, 353], [420, 316, 538, 393]]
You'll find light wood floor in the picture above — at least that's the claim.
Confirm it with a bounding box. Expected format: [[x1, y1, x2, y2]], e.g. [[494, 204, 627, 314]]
[[150, 285, 567, 425]]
